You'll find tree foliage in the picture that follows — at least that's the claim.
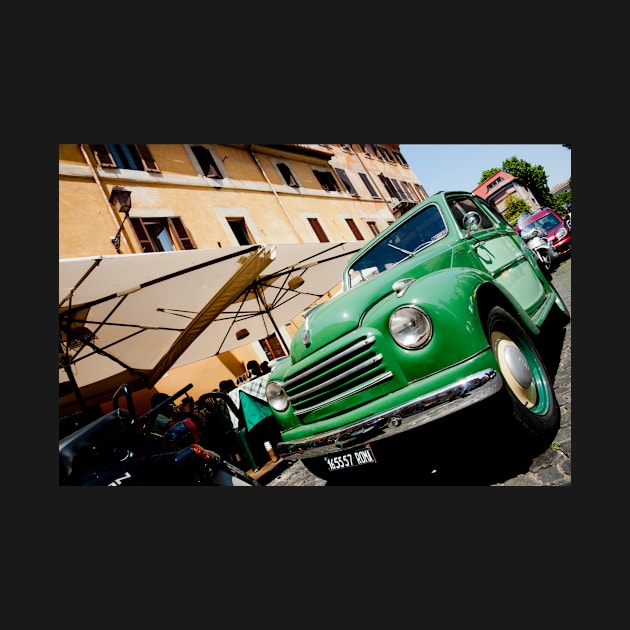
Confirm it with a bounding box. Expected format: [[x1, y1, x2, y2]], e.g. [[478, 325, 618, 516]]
[[502, 194, 531, 226], [502, 156, 553, 207], [553, 184, 572, 217]]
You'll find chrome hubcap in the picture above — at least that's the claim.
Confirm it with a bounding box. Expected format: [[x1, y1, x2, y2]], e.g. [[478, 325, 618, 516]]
[[491, 331, 537, 408]]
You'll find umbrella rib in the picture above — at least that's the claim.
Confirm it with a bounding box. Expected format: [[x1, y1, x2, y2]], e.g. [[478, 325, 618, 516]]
[[69, 327, 149, 364], [85, 320, 182, 332], [214, 284, 260, 354], [80, 338, 150, 382], [59, 257, 103, 308]]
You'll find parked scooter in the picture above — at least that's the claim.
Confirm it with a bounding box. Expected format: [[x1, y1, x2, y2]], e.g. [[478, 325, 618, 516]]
[[59, 383, 260, 486], [519, 225, 554, 279]]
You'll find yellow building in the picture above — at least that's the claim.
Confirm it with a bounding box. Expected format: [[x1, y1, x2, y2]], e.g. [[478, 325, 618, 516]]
[[59, 144, 428, 420]]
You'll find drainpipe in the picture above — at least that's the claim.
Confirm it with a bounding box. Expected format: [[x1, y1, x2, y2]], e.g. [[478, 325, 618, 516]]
[[248, 145, 302, 241], [78, 144, 134, 253]]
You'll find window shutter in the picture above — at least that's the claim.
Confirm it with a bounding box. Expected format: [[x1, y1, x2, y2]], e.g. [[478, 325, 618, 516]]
[[379, 174, 398, 199], [345, 218, 364, 240], [359, 172, 380, 198], [203, 151, 222, 178], [334, 168, 359, 196], [307, 218, 329, 242], [89, 144, 116, 168], [130, 218, 156, 252], [168, 217, 196, 250], [134, 144, 160, 173], [205, 162, 220, 178], [391, 178, 408, 200]]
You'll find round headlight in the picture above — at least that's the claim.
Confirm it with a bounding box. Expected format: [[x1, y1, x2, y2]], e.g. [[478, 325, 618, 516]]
[[265, 380, 289, 412], [389, 305, 433, 349], [556, 227, 567, 239]]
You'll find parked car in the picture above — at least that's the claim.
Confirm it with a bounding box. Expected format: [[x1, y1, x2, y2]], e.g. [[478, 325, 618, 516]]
[[515, 207, 571, 262], [265, 191, 571, 476]]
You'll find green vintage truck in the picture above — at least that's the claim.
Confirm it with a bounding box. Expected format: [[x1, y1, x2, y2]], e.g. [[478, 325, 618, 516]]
[[265, 191, 570, 474]]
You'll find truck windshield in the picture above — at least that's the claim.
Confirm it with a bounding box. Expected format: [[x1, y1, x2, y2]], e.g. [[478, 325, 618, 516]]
[[346, 204, 447, 288]]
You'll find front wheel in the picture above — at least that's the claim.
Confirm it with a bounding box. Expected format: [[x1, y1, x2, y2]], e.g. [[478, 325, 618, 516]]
[[486, 306, 560, 449]]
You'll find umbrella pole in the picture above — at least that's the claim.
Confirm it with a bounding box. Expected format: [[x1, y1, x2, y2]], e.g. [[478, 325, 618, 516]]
[[253, 283, 292, 356], [266, 307, 291, 355], [63, 363, 87, 412]]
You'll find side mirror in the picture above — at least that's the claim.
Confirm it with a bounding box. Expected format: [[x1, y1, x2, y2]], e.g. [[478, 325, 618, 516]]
[[462, 211, 482, 237]]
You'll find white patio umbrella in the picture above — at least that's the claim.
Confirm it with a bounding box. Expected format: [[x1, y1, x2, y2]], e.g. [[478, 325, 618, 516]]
[[59, 244, 275, 415]]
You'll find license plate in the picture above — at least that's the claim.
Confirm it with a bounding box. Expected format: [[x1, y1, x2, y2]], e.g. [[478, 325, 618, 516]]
[[323, 444, 377, 471]]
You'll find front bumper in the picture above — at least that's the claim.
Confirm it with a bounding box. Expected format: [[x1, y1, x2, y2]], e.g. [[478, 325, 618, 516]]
[[550, 235, 572, 257], [276, 368, 502, 459]]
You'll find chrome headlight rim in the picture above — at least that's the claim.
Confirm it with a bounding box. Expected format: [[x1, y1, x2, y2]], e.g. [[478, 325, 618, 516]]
[[388, 305, 433, 349], [265, 379, 289, 412]]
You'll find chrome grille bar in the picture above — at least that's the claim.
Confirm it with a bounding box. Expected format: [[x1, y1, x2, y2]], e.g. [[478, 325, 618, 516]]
[[284, 335, 376, 388], [289, 353, 384, 403], [295, 371, 393, 417]]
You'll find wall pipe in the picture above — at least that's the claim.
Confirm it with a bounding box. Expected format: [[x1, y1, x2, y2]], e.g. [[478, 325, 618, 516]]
[[78, 144, 134, 253], [248, 145, 302, 241]]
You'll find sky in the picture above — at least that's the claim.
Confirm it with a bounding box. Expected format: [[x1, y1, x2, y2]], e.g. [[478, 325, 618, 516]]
[[399, 144, 572, 196]]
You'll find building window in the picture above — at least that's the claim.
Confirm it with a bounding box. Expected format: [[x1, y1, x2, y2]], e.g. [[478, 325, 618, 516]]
[[130, 217, 196, 252], [277, 163, 299, 188], [227, 218, 253, 245], [376, 145, 395, 163], [313, 169, 341, 192], [307, 218, 330, 242], [340, 144, 355, 153], [369, 144, 385, 161], [366, 221, 380, 237], [260, 334, 287, 360], [392, 150, 408, 167], [334, 168, 359, 196], [90, 144, 160, 173], [487, 177, 504, 191], [358, 172, 380, 198], [345, 218, 365, 240], [358, 144, 375, 159], [190, 145, 224, 178]]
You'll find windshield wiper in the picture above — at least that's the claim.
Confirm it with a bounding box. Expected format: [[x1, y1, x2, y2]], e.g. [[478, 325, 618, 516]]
[[387, 242, 413, 255]]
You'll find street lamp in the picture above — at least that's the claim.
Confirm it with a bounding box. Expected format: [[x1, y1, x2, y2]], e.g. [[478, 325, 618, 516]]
[[110, 186, 132, 254]]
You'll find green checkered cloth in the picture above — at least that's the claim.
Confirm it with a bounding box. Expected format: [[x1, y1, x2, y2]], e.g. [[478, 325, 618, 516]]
[[227, 374, 272, 430]]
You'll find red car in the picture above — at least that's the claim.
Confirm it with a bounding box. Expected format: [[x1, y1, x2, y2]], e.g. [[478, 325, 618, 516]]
[[515, 207, 571, 261]]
